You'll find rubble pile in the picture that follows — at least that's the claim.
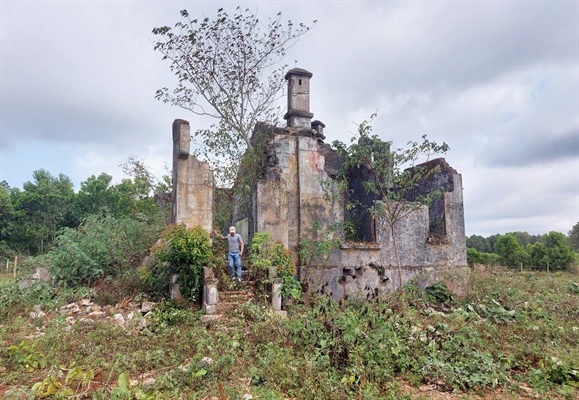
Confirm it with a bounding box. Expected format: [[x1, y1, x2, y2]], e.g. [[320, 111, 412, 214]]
[[29, 299, 157, 332]]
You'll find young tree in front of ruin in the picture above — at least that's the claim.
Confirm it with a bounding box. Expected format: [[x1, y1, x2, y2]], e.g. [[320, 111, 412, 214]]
[[333, 114, 449, 298], [152, 7, 316, 185]]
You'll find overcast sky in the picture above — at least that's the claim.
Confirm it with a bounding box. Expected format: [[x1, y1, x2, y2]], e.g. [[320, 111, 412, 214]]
[[1, 1, 578, 237]]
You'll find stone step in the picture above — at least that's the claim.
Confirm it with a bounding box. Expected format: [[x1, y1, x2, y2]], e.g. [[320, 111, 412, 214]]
[[220, 290, 252, 296], [202, 284, 258, 318], [216, 289, 255, 314], [216, 302, 239, 313], [219, 291, 253, 301]]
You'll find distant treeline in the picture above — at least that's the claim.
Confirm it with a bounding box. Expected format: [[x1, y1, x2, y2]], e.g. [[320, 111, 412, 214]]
[[0, 164, 170, 259], [466, 226, 578, 271]]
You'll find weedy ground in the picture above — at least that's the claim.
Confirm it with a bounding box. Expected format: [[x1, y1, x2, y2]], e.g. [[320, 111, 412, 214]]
[[0, 267, 578, 399]]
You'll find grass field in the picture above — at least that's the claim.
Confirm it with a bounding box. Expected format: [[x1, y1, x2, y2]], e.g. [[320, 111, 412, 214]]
[[1, 267, 578, 399], [0, 272, 14, 283]]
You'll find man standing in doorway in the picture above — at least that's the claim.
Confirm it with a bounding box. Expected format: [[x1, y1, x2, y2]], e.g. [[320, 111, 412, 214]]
[[224, 226, 244, 283]]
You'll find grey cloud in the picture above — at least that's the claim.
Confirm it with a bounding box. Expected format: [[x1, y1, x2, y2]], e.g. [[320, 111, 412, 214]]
[[480, 130, 578, 167], [1, 2, 577, 237], [462, 159, 577, 235], [305, 2, 577, 110]]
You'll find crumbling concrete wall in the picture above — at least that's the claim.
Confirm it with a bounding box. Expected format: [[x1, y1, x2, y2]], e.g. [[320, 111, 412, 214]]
[[303, 202, 468, 301], [302, 161, 468, 302], [239, 122, 468, 302], [255, 134, 342, 262], [403, 158, 458, 237], [296, 135, 343, 256], [233, 123, 342, 263], [260, 135, 300, 254], [171, 119, 214, 232], [170, 66, 469, 303]]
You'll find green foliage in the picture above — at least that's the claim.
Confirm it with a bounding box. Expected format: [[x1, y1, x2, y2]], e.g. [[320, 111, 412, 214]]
[[46, 214, 162, 287], [10, 170, 75, 254], [153, 224, 212, 302], [0, 185, 16, 259], [249, 232, 301, 301], [567, 222, 579, 252], [466, 247, 479, 267], [495, 233, 527, 267], [425, 282, 454, 305], [1, 267, 578, 398], [73, 173, 118, 219], [528, 241, 547, 267], [542, 231, 574, 270], [0, 279, 54, 322], [299, 221, 342, 268], [3, 164, 167, 261], [494, 231, 574, 271], [269, 242, 295, 278], [137, 263, 171, 301], [29, 364, 94, 399], [73, 170, 167, 224], [466, 247, 500, 267], [468, 231, 573, 271], [146, 300, 197, 332], [466, 234, 491, 252], [249, 231, 273, 282], [269, 242, 301, 300], [8, 341, 48, 371]]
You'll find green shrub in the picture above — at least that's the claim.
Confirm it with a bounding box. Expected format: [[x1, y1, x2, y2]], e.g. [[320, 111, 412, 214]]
[[138, 262, 171, 300], [249, 231, 273, 282], [152, 224, 212, 302], [0, 279, 53, 321], [46, 215, 162, 287], [425, 282, 454, 305], [248, 234, 301, 301], [467, 247, 500, 267], [269, 241, 301, 300]]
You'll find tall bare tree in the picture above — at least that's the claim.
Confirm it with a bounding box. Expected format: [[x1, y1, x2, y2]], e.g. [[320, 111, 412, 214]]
[[153, 7, 315, 185]]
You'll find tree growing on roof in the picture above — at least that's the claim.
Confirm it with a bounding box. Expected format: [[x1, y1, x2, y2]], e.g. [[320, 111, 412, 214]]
[[333, 114, 450, 298]]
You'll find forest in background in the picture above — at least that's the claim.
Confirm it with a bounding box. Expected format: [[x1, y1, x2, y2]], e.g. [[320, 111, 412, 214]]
[[1, 167, 577, 272], [0, 164, 170, 260], [466, 228, 578, 271]]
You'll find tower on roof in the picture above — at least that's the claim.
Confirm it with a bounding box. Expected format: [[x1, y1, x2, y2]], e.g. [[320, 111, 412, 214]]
[[284, 68, 314, 128]]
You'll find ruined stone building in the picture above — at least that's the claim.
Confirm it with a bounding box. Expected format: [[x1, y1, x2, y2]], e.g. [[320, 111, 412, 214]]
[[170, 68, 468, 301]]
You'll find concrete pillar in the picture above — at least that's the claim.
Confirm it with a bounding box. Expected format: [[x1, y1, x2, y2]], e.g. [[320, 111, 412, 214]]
[[203, 284, 218, 315], [171, 119, 214, 232], [170, 274, 182, 301], [284, 68, 314, 128], [272, 278, 283, 312], [203, 267, 218, 315]]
